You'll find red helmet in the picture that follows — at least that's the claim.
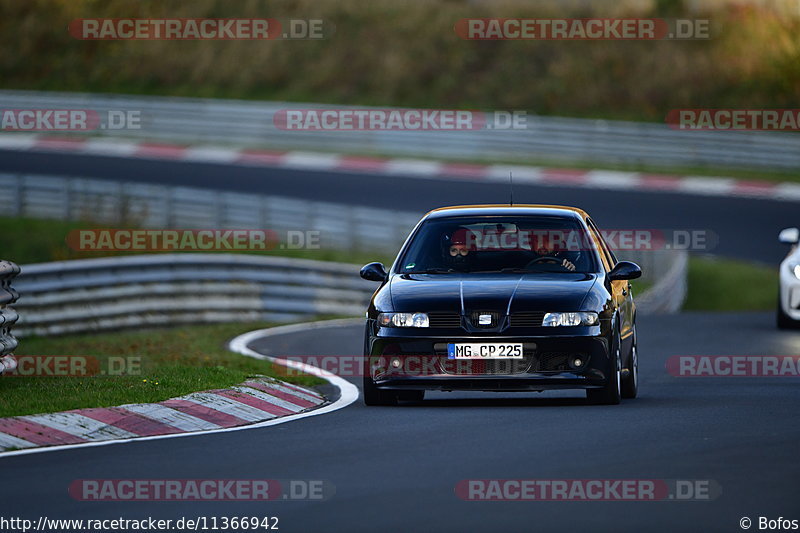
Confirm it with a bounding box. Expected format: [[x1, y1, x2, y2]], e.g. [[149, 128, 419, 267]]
[[450, 228, 471, 247]]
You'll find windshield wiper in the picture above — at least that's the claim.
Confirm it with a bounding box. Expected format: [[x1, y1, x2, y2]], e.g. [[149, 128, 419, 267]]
[[469, 268, 534, 273]]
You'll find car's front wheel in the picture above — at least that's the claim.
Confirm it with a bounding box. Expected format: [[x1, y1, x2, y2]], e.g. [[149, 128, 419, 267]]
[[587, 331, 622, 405], [621, 326, 638, 399]]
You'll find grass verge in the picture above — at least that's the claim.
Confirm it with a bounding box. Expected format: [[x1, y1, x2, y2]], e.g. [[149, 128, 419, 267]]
[[684, 256, 778, 312], [1, 322, 326, 418]]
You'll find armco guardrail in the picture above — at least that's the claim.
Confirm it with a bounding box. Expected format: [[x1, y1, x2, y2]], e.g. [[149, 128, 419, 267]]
[[13, 254, 375, 337], [1, 90, 798, 171], [0, 260, 21, 373], [633, 248, 688, 315], [0, 173, 420, 255], [13, 249, 685, 337]]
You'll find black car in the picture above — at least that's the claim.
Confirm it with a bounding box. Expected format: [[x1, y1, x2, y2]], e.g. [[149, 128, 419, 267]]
[[360, 205, 642, 405]]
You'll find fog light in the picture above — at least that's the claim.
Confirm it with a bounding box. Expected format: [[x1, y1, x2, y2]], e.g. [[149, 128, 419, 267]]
[[391, 358, 402, 369], [569, 356, 585, 370]]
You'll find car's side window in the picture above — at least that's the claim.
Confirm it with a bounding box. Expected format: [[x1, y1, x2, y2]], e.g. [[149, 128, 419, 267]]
[[586, 218, 617, 272]]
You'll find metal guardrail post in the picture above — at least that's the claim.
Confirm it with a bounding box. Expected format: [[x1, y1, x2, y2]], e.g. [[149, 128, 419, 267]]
[[0, 260, 21, 374]]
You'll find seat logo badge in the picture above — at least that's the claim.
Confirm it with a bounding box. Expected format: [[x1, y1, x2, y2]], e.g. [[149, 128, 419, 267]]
[[478, 314, 492, 325]]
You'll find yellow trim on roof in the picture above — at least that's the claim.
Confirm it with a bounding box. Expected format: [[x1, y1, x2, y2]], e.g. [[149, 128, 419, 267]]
[[426, 204, 591, 219]]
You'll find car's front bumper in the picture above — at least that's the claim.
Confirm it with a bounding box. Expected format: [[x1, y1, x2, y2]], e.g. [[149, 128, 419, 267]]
[[780, 260, 800, 320], [367, 330, 613, 392]]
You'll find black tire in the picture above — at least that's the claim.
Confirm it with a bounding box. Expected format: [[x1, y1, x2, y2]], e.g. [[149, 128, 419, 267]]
[[587, 330, 622, 405], [777, 298, 800, 329], [621, 325, 638, 399]]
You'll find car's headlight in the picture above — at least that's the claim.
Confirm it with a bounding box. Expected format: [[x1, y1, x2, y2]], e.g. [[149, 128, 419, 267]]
[[791, 263, 800, 280], [542, 312, 599, 327], [377, 312, 429, 328]]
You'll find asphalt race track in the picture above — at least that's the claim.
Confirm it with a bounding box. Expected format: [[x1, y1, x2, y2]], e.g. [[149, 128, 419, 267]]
[[0, 148, 797, 263], [1, 314, 799, 532], [1, 151, 799, 531]]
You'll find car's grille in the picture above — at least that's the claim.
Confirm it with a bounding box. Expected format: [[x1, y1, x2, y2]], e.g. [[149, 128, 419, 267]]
[[509, 312, 546, 327], [428, 312, 546, 328], [469, 311, 499, 328], [439, 356, 535, 375], [427, 312, 462, 328], [431, 347, 588, 375]]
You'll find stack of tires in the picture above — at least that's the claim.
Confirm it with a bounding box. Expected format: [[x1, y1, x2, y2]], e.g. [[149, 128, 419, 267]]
[[0, 260, 20, 375]]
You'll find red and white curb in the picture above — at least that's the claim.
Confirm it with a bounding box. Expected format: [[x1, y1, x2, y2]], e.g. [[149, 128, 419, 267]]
[[0, 319, 361, 458], [1, 133, 798, 203], [0, 377, 325, 452]]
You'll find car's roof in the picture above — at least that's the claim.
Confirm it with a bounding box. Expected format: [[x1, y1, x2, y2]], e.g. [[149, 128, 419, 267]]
[[424, 204, 590, 220]]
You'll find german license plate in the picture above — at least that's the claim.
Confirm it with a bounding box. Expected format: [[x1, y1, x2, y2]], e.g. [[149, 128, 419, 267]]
[[447, 343, 524, 359]]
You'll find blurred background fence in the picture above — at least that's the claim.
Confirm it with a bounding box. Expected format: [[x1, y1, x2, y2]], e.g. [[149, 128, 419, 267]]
[[0, 172, 420, 254], [12, 254, 372, 337], [1, 90, 799, 171]]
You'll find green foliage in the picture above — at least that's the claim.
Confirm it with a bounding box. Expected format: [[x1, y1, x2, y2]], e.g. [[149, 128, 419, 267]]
[[1, 0, 797, 121], [685, 256, 778, 311], [2, 321, 325, 417]]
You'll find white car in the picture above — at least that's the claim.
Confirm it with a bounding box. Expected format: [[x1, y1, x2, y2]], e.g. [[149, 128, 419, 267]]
[[778, 227, 800, 329]]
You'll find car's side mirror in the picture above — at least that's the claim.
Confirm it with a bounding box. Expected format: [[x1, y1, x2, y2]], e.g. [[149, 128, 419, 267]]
[[360, 262, 388, 282], [608, 261, 642, 281], [778, 227, 799, 245]]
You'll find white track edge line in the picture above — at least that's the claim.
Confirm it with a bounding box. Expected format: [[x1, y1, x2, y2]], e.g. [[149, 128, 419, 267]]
[[0, 318, 361, 459]]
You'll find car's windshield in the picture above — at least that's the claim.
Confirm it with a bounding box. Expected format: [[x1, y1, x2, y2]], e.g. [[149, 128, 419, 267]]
[[397, 215, 599, 274]]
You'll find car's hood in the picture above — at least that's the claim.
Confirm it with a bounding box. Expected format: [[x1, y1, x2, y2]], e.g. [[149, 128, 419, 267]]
[[388, 273, 598, 314]]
